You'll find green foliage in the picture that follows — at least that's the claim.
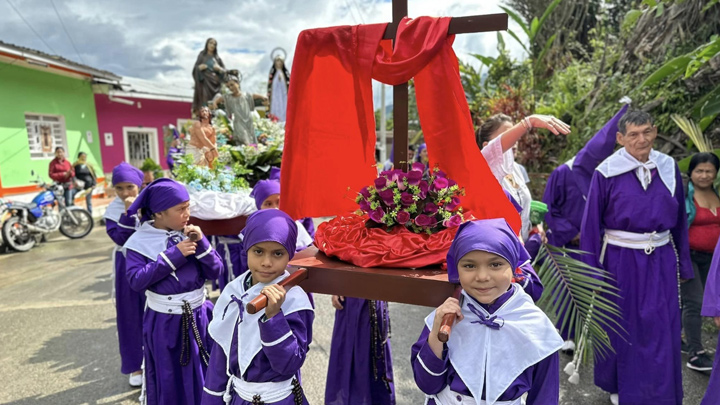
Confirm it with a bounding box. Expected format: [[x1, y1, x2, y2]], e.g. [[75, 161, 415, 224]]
[[228, 143, 283, 185], [139, 158, 164, 180], [534, 244, 625, 365]]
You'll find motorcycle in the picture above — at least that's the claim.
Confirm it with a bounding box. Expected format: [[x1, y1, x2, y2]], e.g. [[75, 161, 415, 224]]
[[2, 171, 94, 252]]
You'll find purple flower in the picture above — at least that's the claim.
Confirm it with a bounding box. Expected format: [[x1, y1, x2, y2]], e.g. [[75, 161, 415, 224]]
[[424, 202, 438, 214], [443, 215, 463, 228], [433, 176, 449, 190], [360, 186, 371, 199], [359, 199, 371, 212], [396, 210, 410, 224], [435, 169, 447, 178], [414, 214, 434, 227], [446, 196, 461, 211], [412, 162, 425, 172], [378, 188, 395, 205], [395, 172, 407, 190], [418, 181, 429, 198], [448, 179, 457, 188], [400, 192, 415, 206], [407, 170, 422, 186], [374, 177, 387, 189], [369, 207, 385, 223]]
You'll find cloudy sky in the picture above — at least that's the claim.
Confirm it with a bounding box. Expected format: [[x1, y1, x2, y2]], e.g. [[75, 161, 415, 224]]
[[1, 0, 523, 102]]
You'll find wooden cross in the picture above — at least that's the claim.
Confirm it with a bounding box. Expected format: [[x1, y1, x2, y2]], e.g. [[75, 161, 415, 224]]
[[386, 0, 508, 170]]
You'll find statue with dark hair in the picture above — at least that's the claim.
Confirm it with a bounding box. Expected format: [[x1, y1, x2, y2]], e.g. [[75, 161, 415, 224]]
[[192, 38, 226, 114], [267, 49, 290, 121]]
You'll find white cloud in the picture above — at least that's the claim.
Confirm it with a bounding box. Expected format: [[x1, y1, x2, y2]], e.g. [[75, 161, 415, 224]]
[[1, 0, 526, 100]]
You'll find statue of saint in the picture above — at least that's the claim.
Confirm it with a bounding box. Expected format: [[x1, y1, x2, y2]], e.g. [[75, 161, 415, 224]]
[[267, 48, 290, 122], [187, 107, 218, 167], [192, 38, 225, 115], [212, 74, 267, 146]]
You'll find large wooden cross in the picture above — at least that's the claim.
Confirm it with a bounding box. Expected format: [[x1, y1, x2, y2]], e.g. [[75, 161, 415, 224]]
[[387, 0, 508, 170]]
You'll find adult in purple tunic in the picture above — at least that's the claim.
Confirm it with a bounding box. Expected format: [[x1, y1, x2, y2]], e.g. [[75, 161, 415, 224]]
[[411, 218, 562, 404], [202, 209, 314, 404], [580, 111, 693, 405], [104, 162, 145, 386], [543, 104, 628, 345], [700, 238, 720, 404], [123, 178, 224, 405]]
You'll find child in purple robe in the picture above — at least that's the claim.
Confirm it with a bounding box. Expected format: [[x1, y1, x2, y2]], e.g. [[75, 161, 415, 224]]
[[700, 237, 720, 404], [104, 162, 145, 387], [123, 178, 224, 405], [411, 218, 562, 404], [202, 209, 314, 404]]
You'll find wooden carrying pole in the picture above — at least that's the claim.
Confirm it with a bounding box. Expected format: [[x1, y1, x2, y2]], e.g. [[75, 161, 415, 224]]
[[438, 285, 463, 342], [246, 268, 310, 314]]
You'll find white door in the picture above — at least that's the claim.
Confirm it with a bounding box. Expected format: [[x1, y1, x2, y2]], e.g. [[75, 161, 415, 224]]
[[123, 127, 159, 169]]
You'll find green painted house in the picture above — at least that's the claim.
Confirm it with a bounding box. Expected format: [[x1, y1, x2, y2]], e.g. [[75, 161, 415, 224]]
[[0, 41, 120, 198]]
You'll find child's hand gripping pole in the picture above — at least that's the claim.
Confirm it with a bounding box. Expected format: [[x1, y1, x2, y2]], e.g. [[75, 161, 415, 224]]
[[438, 285, 464, 343], [246, 268, 309, 314]]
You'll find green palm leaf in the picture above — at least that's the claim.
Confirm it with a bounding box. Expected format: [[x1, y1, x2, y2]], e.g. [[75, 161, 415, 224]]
[[534, 244, 626, 369]]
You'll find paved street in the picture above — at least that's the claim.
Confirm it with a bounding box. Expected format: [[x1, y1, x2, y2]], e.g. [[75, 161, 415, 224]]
[[0, 228, 714, 404]]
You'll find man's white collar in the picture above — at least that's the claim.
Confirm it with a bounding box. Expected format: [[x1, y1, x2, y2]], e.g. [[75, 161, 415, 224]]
[[596, 148, 676, 196]]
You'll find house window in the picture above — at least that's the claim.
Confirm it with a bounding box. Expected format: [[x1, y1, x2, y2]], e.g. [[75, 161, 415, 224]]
[[123, 127, 159, 169], [25, 113, 67, 159]]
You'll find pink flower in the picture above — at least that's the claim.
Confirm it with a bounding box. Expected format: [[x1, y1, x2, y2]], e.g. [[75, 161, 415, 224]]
[[412, 162, 426, 172], [446, 196, 461, 211], [443, 215, 463, 228], [400, 192, 414, 206], [378, 188, 395, 205], [360, 187, 371, 199], [374, 177, 387, 189], [424, 202, 438, 214], [414, 214, 434, 227], [418, 181, 429, 198], [433, 176, 449, 190], [396, 210, 410, 224], [395, 172, 407, 190], [407, 170, 422, 186], [369, 207, 385, 223]]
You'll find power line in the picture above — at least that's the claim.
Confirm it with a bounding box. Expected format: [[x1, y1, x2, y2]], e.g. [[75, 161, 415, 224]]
[[50, 0, 85, 64], [350, 0, 367, 24], [5, 0, 57, 55], [343, 0, 361, 24]]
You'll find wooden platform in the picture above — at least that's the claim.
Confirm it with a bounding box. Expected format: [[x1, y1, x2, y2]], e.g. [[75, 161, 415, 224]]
[[189, 216, 247, 236], [288, 246, 456, 308]]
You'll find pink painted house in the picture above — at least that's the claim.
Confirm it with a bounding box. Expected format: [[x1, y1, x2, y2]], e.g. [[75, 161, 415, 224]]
[[94, 77, 193, 174]]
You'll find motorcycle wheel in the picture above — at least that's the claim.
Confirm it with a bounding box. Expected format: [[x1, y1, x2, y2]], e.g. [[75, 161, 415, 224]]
[[1, 217, 36, 252], [59, 209, 94, 239]]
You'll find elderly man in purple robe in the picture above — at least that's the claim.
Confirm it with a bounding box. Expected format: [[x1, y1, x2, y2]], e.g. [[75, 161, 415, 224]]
[[123, 178, 224, 405], [542, 102, 629, 352], [580, 110, 693, 405]]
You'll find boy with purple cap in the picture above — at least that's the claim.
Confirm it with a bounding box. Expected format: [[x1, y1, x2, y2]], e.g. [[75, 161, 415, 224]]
[[202, 209, 314, 404], [123, 178, 224, 405], [411, 218, 562, 404], [104, 162, 145, 387]]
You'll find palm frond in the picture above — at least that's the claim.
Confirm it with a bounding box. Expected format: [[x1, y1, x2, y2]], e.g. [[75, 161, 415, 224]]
[[671, 114, 712, 152], [533, 244, 626, 372]]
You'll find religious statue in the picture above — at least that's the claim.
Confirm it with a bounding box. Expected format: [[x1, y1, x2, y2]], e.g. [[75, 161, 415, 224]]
[[187, 106, 218, 168], [192, 38, 226, 115], [267, 48, 290, 122], [211, 73, 267, 146]]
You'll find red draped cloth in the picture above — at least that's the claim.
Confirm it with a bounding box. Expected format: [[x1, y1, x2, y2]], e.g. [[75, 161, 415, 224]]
[[281, 16, 520, 233]]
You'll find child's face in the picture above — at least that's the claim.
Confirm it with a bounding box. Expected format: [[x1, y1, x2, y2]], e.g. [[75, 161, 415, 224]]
[[261, 194, 280, 210], [457, 250, 513, 305], [114, 182, 139, 201], [247, 241, 290, 285], [153, 200, 191, 231]]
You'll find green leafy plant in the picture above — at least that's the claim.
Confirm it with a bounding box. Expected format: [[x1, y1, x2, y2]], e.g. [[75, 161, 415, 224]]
[[534, 244, 625, 374], [140, 158, 163, 180]]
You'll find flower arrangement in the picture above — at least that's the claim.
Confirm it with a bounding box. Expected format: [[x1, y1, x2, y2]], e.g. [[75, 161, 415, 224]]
[[173, 153, 250, 193], [254, 114, 285, 145], [355, 162, 466, 234]]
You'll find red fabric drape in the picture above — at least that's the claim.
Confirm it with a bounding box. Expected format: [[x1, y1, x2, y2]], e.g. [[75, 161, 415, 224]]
[[281, 17, 520, 233]]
